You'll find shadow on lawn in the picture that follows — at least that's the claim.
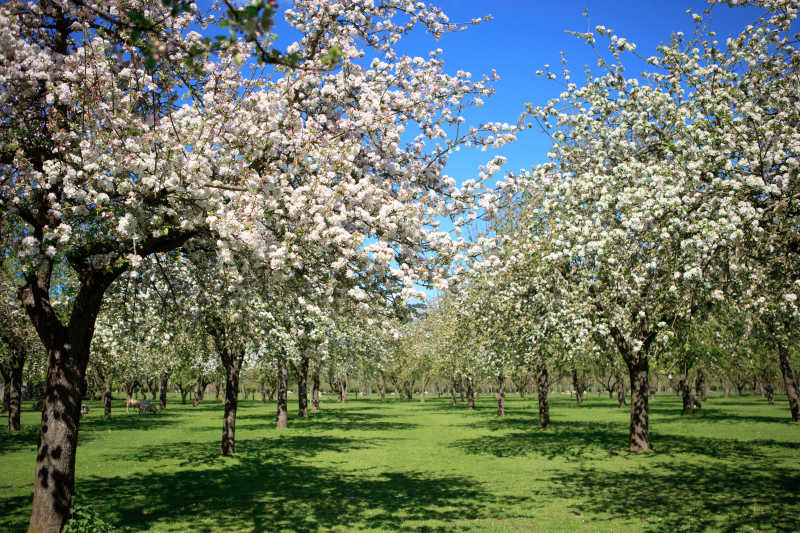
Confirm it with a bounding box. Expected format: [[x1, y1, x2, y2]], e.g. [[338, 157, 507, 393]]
[[0, 424, 40, 454], [233, 407, 420, 433], [79, 443, 524, 532], [539, 461, 800, 532], [451, 419, 799, 460]]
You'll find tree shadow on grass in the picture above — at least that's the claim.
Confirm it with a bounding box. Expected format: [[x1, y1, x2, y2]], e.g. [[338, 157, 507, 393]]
[[108, 435, 382, 467], [451, 419, 799, 460], [538, 461, 800, 532], [78, 412, 182, 433], [0, 424, 40, 454], [233, 408, 420, 433], [74, 456, 525, 532], [0, 495, 30, 533]]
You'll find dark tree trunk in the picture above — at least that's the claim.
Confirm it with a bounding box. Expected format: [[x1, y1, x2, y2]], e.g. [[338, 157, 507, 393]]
[[736, 381, 746, 396], [777, 342, 800, 422], [220, 352, 242, 456], [5, 352, 24, 431], [465, 376, 475, 410], [260, 379, 267, 403], [312, 368, 320, 411], [536, 358, 550, 428], [148, 378, 157, 402], [680, 375, 693, 414], [159, 370, 170, 411], [179, 382, 188, 404], [628, 358, 650, 452], [459, 378, 465, 402], [297, 357, 309, 419], [571, 368, 583, 406], [450, 377, 457, 406], [103, 375, 112, 419], [2, 375, 9, 413], [615, 371, 626, 408], [20, 269, 116, 533], [193, 378, 207, 407], [276, 353, 288, 430], [496, 372, 505, 417]]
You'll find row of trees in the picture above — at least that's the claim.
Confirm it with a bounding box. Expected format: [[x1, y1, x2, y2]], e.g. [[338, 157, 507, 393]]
[[2, 0, 799, 531]]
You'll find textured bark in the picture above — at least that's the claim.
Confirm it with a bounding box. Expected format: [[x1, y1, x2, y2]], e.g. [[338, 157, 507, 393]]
[[193, 380, 205, 407], [536, 358, 550, 428], [628, 359, 650, 452], [159, 371, 170, 411], [465, 376, 475, 410], [695, 368, 707, 402], [5, 353, 24, 431], [450, 377, 457, 406], [22, 271, 115, 533], [296, 357, 309, 418], [377, 373, 386, 402], [777, 342, 800, 422], [495, 372, 505, 417], [276, 353, 288, 429], [312, 369, 320, 411], [102, 375, 112, 419], [220, 353, 242, 456]]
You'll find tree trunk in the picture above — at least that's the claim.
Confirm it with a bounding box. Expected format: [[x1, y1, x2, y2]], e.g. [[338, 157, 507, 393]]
[[765, 382, 775, 405], [260, 379, 267, 403], [312, 368, 320, 411], [465, 376, 475, 410], [571, 368, 583, 406], [159, 371, 170, 411], [297, 357, 309, 419], [722, 381, 730, 399], [21, 272, 113, 533], [419, 375, 426, 403], [450, 377, 457, 406], [615, 371, 626, 408], [628, 358, 650, 452], [193, 379, 204, 407], [220, 353, 242, 456], [680, 375, 693, 414], [103, 375, 112, 419], [496, 372, 505, 417], [276, 353, 288, 430], [536, 358, 550, 428], [377, 373, 386, 402], [695, 368, 707, 402], [777, 342, 800, 422], [5, 352, 24, 431], [2, 376, 9, 413]]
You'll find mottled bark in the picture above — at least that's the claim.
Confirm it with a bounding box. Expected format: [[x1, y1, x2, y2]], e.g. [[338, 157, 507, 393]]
[[276, 353, 288, 430], [496, 372, 505, 417], [777, 342, 800, 422], [4, 353, 24, 431], [537, 358, 550, 428]]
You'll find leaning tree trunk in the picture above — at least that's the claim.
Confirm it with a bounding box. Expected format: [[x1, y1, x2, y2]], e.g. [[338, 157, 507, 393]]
[[627, 356, 651, 452], [312, 368, 320, 411], [220, 350, 243, 456], [777, 342, 800, 422], [465, 376, 475, 410], [297, 357, 309, 419], [496, 372, 506, 417], [450, 377, 457, 406], [103, 375, 112, 419], [276, 353, 289, 430], [159, 370, 171, 411], [537, 358, 550, 428]]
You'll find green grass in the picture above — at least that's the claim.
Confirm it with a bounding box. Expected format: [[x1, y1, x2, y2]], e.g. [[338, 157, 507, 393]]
[[1, 393, 798, 532]]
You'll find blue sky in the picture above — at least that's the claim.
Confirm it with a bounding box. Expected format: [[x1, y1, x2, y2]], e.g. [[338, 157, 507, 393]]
[[270, 0, 763, 189]]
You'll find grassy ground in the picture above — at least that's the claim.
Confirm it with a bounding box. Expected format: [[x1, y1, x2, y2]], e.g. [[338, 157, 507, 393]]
[[1, 392, 798, 532]]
